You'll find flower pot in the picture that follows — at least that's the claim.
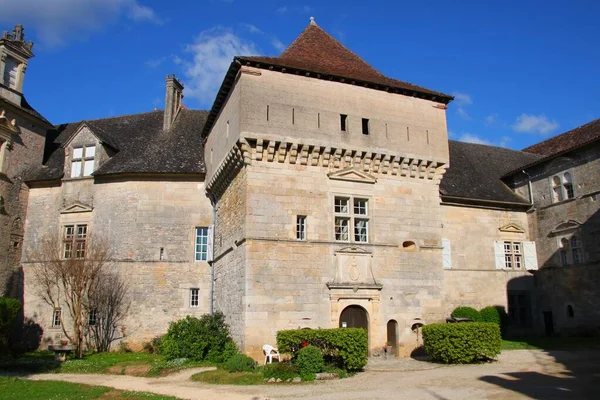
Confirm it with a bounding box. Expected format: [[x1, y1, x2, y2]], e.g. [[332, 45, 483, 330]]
[[60, 339, 69, 346]]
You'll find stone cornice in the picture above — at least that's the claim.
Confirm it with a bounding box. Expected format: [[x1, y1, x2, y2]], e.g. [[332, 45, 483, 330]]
[[206, 135, 448, 195]]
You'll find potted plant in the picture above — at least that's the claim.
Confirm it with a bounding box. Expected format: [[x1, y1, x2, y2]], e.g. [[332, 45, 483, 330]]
[[60, 338, 69, 346]]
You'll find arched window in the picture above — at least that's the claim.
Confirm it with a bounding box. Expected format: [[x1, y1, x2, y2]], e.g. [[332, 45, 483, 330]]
[[552, 176, 562, 202], [563, 172, 574, 199], [571, 235, 582, 265], [559, 238, 570, 266]]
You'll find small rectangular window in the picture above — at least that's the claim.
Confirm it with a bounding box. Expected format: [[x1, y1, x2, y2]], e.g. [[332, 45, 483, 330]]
[[296, 216, 306, 240], [88, 308, 97, 326], [195, 227, 208, 261], [362, 118, 369, 135], [340, 114, 347, 132], [52, 309, 61, 327], [334, 198, 349, 214], [71, 145, 95, 178], [190, 288, 199, 307]]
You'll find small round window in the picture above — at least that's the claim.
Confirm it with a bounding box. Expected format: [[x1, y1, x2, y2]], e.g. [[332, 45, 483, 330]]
[[402, 241, 416, 250]]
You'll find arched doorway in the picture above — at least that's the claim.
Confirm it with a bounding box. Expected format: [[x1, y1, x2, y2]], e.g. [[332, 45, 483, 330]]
[[386, 320, 398, 357], [339, 305, 369, 333]]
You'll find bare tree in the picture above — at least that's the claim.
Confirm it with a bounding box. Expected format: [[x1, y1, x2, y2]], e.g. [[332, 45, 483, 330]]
[[86, 271, 130, 352], [29, 234, 124, 358]]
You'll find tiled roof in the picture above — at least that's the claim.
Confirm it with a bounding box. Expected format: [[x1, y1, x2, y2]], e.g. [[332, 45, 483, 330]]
[[202, 21, 453, 138], [25, 109, 208, 182], [441, 141, 543, 206], [0, 83, 53, 126], [522, 118, 600, 156]]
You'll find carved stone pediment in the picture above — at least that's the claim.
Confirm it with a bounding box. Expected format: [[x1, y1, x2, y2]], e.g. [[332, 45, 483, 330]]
[[550, 219, 581, 234], [0, 110, 18, 141], [327, 168, 377, 184], [60, 202, 93, 214], [328, 247, 381, 289], [499, 223, 525, 233]]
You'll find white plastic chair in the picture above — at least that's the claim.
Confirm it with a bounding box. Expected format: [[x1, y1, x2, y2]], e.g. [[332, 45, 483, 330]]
[[262, 344, 280, 364]]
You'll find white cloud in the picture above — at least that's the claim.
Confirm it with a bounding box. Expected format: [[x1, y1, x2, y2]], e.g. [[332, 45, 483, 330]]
[[276, 6, 289, 13], [145, 56, 166, 68], [0, 0, 161, 47], [178, 27, 258, 105], [240, 23, 285, 52], [485, 113, 499, 126], [512, 113, 559, 135], [451, 91, 472, 120], [458, 133, 491, 145], [276, 5, 313, 14]]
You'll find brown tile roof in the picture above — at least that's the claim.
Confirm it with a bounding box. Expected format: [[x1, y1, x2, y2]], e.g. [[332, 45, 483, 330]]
[[202, 21, 452, 138], [522, 117, 600, 156]]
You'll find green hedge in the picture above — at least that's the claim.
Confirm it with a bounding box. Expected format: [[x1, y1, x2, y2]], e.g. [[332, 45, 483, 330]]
[[224, 353, 256, 372], [422, 322, 501, 364], [0, 298, 21, 356], [480, 306, 501, 325], [295, 345, 323, 378], [277, 328, 367, 371], [451, 306, 481, 321], [160, 312, 238, 363]]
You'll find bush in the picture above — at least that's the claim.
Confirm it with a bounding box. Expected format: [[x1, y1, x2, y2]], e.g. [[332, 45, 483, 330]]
[[224, 353, 256, 372], [480, 306, 501, 325], [451, 306, 481, 322], [277, 328, 367, 371], [294, 345, 323, 378], [160, 312, 238, 363], [263, 360, 299, 381], [0, 298, 21, 356], [422, 322, 501, 364], [142, 336, 163, 354]]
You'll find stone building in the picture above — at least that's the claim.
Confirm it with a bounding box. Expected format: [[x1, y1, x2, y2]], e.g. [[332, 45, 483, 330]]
[[16, 20, 599, 358], [0, 25, 53, 297]]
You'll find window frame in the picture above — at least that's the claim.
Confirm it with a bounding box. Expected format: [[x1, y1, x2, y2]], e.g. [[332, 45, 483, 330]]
[[296, 215, 307, 241], [557, 234, 584, 266], [88, 308, 97, 326], [70, 144, 96, 178], [503, 241, 523, 269], [52, 308, 61, 328], [63, 224, 88, 259], [194, 227, 208, 262], [190, 288, 199, 308], [551, 170, 576, 203], [334, 196, 370, 243]]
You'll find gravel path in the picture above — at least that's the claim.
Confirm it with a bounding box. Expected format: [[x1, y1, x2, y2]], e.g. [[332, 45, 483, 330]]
[[25, 349, 600, 400]]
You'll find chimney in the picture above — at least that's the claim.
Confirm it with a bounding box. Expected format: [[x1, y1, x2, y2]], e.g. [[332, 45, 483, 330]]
[[163, 74, 184, 130]]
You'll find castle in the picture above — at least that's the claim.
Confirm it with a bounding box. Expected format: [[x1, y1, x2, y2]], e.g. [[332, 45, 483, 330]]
[[1, 21, 598, 360]]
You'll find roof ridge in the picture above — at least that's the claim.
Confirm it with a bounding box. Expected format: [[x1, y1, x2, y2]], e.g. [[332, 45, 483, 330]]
[[449, 139, 539, 155], [521, 117, 600, 153], [55, 109, 163, 127]]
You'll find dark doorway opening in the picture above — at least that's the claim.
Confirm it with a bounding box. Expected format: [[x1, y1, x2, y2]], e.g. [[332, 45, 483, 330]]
[[543, 311, 555, 336], [386, 319, 398, 357], [339, 305, 368, 332]]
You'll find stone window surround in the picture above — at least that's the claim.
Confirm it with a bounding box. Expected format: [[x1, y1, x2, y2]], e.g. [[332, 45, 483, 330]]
[[69, 144, 96, 178], [52, 308, 61, 328], [62, 224, 88, 259], [557, 234, 584, 266], [333, 195, 370, 243], [0, 109, 18, 175], [296, 215, 307, 241], [550, 169, 575, 203], [503, 241, 523, 269], [194, 227, 209, 262]]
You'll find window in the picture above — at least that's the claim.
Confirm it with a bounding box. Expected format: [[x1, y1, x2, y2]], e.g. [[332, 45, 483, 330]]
[[334, 197, 369, 243], [503, 241, 522, 269], [296, 215, 306, 240], [508, 292, 531, 327], [362, 118, 369, 135], [70, 145, 96, 178], [340, 114, 347, 132], [190, 288, 199, 307], [551, 172, 575, 202], [63, 224, 87, 259], [195, 227, 208, 261], [560, 238, 569, 266], [571, 235, 582, 265], [3, 56, 18, 89], [88, 308, 97, 326], [52, 309, 61, 327]]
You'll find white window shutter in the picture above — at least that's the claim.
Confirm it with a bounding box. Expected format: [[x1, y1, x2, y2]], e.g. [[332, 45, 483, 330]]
[[494, 241, 505, 269], [442, 238, 452, 269], [524, 241, 538, 270], [206, 225, 214, 262]]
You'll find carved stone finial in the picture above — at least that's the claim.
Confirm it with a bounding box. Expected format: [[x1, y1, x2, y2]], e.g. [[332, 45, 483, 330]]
[[309, 16, 317, 26], [13, 24, 24, 41]]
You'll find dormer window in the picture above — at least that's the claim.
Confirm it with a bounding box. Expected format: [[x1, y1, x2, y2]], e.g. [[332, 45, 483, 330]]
[[70, 145, 96, 178], [2, 56, 19, 89]]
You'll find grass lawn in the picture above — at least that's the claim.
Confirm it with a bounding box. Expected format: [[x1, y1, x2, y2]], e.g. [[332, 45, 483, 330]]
[[191, 368, 265, 385], [0, 377, 180, 399], [502, 336, 600, 351], [0, 351, 214, 377]]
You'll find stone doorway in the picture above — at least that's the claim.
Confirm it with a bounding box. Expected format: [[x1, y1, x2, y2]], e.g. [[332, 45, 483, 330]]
[[339, 305, 369, 332]]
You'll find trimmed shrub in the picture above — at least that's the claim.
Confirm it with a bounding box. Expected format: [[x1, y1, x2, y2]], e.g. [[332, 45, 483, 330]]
[[142, 336, 163, 354], [451, 306, 481, 322], [0, 298, 21, 356], [160, 312, 238, 362], [480, 306, 501, 325], [422, 322, 501, 364], [263, 360, 299, 381], [224, 353, 256, 372], [294, 345, 324, 377], [277, 328, 367, 371]]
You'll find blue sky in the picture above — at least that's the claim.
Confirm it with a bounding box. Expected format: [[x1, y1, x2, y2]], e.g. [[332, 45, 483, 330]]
[[1, 0, 599, 150]]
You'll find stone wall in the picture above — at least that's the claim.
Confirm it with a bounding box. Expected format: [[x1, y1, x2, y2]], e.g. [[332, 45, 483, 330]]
[[0, 106, 47, 297], [22, 178, 212, 347]]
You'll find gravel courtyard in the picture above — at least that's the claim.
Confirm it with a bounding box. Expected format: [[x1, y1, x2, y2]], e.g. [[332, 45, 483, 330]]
[[28, 348, 600, 400]]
